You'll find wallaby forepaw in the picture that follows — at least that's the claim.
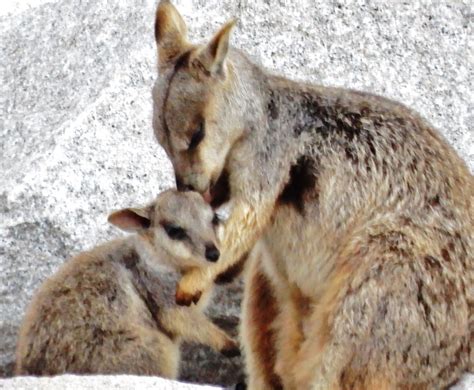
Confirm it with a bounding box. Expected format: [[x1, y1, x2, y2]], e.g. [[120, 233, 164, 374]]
[[220, 340, 241, 358], [175, 288, 202, 306]]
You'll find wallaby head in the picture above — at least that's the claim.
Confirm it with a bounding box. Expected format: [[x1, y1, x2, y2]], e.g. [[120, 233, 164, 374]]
[[152, 0, 247, 197], [108, 190, 222, 270]]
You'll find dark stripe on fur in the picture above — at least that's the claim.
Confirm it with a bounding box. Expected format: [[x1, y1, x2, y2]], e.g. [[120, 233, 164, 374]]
[[215, 252, 248, 285], [278, 156, 317, 214], [210, 169, 231, 209], [162, 50, 192, 141], [123, 249, 175, 340], [249, 267, 283, 390]]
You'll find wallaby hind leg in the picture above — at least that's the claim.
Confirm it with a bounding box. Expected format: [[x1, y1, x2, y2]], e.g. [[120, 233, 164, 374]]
[[158, 306, 239, 357], [273, 288, 309, 390], [292, 239, 469, 390], [241, 254, 283, 390], [95, 325, 179, 378]]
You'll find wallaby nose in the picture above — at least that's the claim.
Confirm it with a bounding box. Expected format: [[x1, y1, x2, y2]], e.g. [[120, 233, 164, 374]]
[[205, 244, 220, 262], [176, 176, 195, 192]]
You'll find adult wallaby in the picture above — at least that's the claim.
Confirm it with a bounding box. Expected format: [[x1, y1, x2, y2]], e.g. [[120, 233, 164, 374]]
[[152, 2, 473, 389]]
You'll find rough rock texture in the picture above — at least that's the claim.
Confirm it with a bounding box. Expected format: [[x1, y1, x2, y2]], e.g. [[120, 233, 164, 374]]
[[0, 0, 472, 387], [0, 374, 472, 390], [0, 375, 221, 389]]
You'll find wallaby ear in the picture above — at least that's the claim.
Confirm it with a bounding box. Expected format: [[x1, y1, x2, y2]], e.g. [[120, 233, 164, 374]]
[[108, 208, 151, 232], [155, 0, 188, 65], [193, 20, 236, 78]]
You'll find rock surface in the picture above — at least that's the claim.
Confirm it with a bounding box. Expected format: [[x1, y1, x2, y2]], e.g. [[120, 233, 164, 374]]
[[0, 375, 221, 389], [0, 374, 473, 390], [0, 0, 472, 387]]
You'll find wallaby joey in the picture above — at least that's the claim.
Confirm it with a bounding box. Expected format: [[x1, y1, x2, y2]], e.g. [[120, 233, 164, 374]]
[[16, 190, 239, 377]]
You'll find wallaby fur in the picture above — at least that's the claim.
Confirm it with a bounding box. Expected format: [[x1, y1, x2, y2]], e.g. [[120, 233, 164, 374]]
[[153, 0, 474, 390], [15, 190, 239, 377], [152, 2, 473, 389]]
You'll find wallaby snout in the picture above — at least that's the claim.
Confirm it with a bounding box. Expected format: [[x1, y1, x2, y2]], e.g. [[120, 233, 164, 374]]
[[176, 175, 195, 192]]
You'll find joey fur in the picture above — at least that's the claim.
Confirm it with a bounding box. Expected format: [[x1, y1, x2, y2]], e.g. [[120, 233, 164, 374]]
[[152, 2, 473, 389], [15, 190, 239, 377]]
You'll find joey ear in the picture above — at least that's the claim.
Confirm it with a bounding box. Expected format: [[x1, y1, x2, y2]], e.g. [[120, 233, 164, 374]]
[[155, 0, 188, 65], [193, 20, 236, 78], [108, 208, 151, 232]]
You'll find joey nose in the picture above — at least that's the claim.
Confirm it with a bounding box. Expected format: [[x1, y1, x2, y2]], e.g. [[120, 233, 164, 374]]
[[205, 244, 220, 262]]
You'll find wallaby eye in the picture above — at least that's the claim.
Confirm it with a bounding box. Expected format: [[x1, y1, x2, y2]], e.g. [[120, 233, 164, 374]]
[[212, 213, 221, 226], [188, 122, 205, 150], [163, 223, 187, 240]]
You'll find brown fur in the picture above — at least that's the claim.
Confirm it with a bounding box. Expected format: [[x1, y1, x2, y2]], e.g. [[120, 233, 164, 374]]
[[152, 2, 473, 389], [241, 248, 283, 390], [215, 251, 248, 285], [15, 190, 239, 377]]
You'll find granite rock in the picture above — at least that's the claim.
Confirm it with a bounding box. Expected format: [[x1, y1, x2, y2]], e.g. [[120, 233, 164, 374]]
[[0, 375, 222, 389], [0, 374, 472, 390], [0, 0, 472, 387]]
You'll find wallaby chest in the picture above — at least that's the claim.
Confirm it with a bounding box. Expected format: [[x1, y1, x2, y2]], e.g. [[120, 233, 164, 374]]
[[263, 205, 335, 299]]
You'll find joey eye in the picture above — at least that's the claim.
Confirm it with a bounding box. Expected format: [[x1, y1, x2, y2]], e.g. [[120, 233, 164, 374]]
[[188, 122, 205, 150], [162, 223, 187, 240], [212, 213, 221, 226]]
